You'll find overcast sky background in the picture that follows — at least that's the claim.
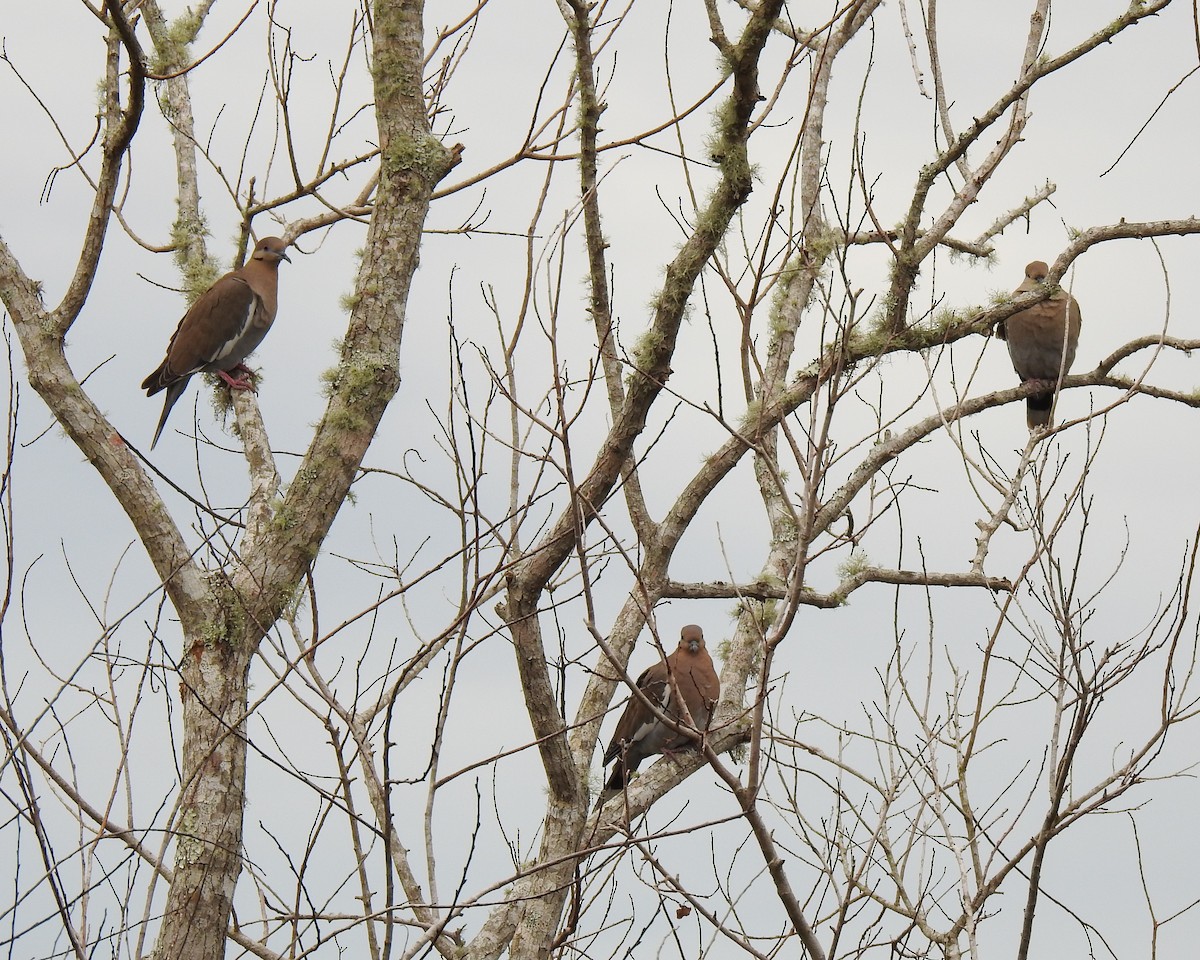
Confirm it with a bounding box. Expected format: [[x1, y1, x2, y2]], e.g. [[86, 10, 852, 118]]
[[3, 1, 1200, 957]]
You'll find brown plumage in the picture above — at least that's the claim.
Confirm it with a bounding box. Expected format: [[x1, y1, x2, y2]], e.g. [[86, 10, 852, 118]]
[[142, 236, 291, 448], [601, 624, 720, 797], [997, 260, 1082, 430]]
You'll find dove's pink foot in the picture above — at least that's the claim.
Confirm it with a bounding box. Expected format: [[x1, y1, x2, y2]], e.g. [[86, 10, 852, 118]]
[[218, 364, 257, 392]]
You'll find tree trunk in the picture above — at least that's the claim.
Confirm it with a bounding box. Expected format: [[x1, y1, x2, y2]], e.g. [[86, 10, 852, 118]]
[[152, 616, 251, 959]]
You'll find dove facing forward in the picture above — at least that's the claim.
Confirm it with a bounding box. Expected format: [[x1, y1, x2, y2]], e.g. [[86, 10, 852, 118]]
[[142, 236, 290, 448], [997, 260, 1082, 430], [601, 624, 720, 800]]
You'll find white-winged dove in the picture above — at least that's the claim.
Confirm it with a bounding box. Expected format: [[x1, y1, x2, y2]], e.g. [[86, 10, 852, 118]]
[[997, 260, 1082, 430], [142, 236, 291, 448], [601, 624, 720, 797]]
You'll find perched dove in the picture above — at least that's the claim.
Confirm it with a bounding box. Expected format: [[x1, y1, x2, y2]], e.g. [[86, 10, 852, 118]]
[[997, 260, 1082, 430], [142, 236, 290, 448], [601, 624, 720, 799]]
